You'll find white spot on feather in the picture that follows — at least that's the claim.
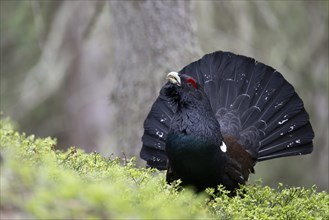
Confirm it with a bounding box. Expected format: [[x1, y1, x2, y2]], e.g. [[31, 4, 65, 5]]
[[156, 131, 164, 138], [220, 142, 227, 153], [160, 117, 167, 123], [154, 142, 161, 149], [274, 101, 284, 109], [288, 125, 296, 132], [152, 156, 161, 162], [278, 119, 288, 125]]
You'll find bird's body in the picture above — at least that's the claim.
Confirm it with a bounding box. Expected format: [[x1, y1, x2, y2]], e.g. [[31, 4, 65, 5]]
[[165, 93, 227, 190], [140, 51, 314, 192]]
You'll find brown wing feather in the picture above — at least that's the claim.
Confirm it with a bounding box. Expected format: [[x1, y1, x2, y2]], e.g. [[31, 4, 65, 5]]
[[224, 135, 256, 181]]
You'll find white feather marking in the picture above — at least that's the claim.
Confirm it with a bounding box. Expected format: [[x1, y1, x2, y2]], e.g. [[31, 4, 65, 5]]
[[278, 119, 288, 125], [220, 142, 227, 153]]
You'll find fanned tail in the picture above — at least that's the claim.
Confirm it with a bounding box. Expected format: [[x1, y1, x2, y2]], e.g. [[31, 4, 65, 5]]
[[182, 51, 314, 161], [140, 51, 314, 168]]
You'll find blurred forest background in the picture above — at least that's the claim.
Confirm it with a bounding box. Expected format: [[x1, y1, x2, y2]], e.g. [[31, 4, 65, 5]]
[[0, 1, 328, 191]]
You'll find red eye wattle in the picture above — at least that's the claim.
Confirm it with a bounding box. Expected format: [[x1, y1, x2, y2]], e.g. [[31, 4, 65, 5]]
[[186, 78, 197, 89]]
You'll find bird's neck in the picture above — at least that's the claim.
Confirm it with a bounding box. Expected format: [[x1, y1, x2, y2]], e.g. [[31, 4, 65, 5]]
[[170, 106, 223, 146]]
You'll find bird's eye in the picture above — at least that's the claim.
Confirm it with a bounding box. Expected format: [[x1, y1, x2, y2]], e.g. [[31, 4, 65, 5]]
[[186, 78, 197, 89]]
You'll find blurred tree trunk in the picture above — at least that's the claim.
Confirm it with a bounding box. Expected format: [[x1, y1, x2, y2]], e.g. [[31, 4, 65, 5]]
[[17, 1, 114, 151], [108, 1, 201, 158]]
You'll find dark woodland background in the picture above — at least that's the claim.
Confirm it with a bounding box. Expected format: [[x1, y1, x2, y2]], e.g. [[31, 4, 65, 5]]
[[1, 1, 328, 191]]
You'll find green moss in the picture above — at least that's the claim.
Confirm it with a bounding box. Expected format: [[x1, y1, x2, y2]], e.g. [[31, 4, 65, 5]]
[[1, 118, 328, 219]]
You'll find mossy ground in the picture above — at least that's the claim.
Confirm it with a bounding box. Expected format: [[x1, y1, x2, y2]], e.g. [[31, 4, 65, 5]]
[[1, 117, 328, 219]]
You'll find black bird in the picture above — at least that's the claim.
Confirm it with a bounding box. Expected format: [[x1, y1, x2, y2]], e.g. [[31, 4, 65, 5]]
[[140, 51, 314, 192]]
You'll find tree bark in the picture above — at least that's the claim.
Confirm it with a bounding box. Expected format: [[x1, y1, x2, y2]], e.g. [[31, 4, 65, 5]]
[[109, 0, 201, 158]]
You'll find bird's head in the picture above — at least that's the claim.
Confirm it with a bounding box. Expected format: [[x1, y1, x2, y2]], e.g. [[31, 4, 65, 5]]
[[165, 72, 211, 111]]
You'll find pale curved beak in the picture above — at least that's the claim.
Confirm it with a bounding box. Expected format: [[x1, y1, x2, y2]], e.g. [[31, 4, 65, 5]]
[[166, 72, 181, 86]]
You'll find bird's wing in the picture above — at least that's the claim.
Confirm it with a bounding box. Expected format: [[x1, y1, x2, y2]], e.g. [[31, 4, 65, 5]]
[[140, 84, 174, 169]]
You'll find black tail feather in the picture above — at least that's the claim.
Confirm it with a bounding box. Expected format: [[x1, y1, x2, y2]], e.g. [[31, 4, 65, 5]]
[[241, 106, 262, 129]]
